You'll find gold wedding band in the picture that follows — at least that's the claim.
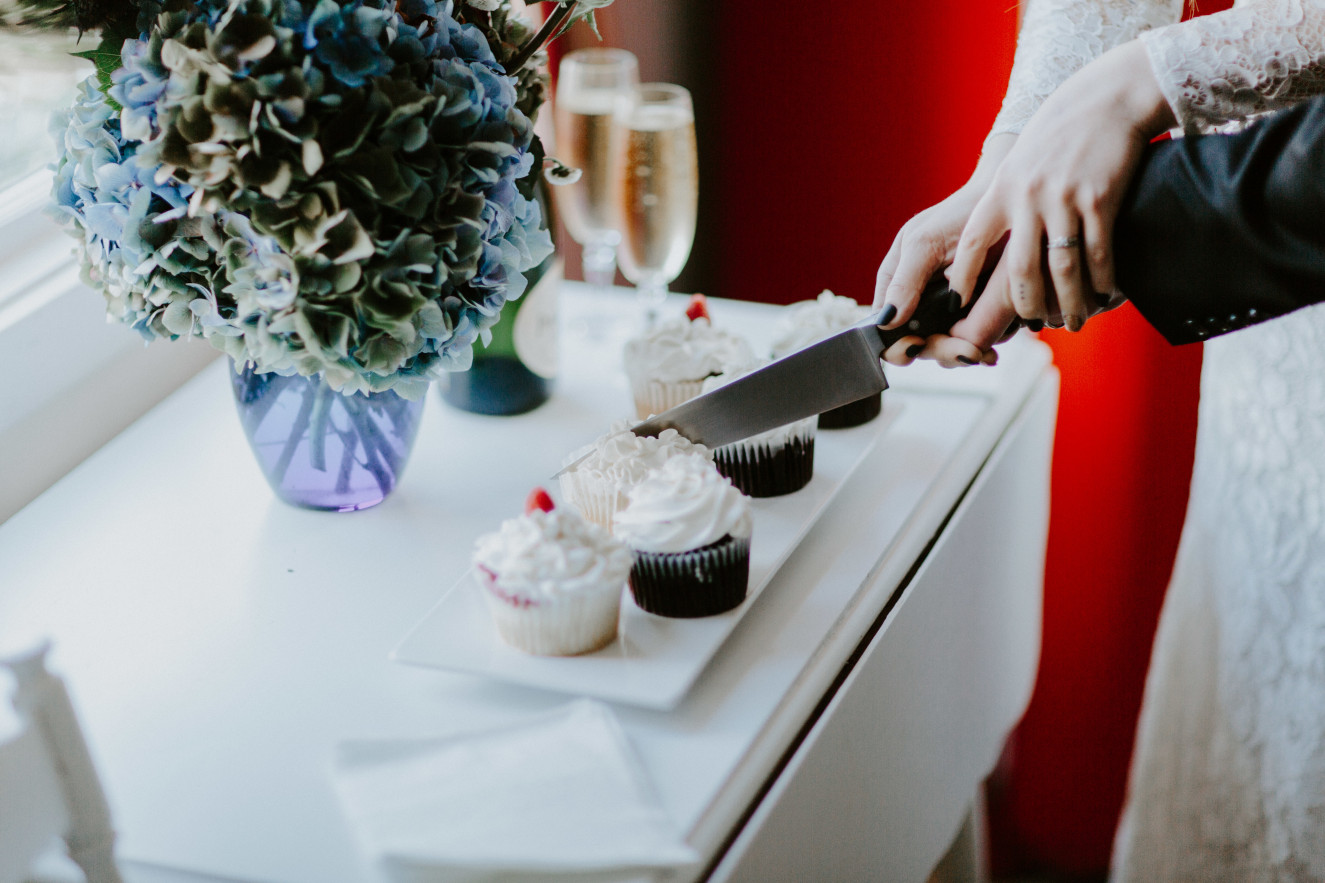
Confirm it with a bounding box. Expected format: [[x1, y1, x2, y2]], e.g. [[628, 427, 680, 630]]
[[1047, 235, 1081, 249]]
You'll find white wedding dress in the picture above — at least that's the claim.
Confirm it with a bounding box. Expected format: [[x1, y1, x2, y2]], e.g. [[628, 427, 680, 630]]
[[990, 2, 1325, 880]]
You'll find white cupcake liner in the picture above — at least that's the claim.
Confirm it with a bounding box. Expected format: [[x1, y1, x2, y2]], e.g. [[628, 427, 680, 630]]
[[630, 378, 706, 421], [480, 576, 624, 656], [558, 469, 625, 533]]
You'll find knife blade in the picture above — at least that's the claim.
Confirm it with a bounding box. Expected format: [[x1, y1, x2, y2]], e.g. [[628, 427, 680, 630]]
[[554, 278, 974, 476], [635, 278, 973, 446]]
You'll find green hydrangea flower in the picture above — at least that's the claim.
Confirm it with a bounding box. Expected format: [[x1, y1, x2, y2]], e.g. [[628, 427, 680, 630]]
[[53, 0, 556, 398]]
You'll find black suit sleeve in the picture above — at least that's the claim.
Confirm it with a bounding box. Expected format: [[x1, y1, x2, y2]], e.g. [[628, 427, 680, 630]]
[[1114, 93, 1325, 345]]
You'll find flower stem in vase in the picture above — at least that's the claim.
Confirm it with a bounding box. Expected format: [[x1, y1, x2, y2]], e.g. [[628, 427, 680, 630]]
[[341, 393, 396, 498], [234, 365, 284, 434], [271, 379, 318, 486], [334, 420, 357, 496], [230, 362, 427, 511], [307, 381, 333, 473]]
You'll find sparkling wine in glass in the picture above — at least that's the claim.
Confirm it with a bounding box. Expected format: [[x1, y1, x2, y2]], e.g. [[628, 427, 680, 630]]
[[554, 48, 638, 289], [617, 83, 698, 324]]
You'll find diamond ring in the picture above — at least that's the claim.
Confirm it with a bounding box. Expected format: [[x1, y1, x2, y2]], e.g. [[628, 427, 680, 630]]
[[1046, 235, 1081, 249]]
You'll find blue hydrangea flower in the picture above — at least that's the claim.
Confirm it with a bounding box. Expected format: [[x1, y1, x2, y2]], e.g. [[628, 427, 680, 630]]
[[50, 0, 553, 398], [305, 0, 396, 88], [50, 77, 208, 341]]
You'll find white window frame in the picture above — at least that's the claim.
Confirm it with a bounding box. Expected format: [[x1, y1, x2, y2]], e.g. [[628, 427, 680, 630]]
[[0, 170, 218, 524]]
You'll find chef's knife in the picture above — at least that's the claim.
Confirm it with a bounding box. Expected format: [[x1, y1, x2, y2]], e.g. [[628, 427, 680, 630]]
[[554, 277, 977, 479], [626, 278, 974, 449]]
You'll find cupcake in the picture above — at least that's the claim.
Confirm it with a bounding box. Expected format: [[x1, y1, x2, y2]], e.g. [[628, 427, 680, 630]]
[[472, 488, 632, 656], [701, 360, 816, 497], [770, 289, 882, 429], [622, 294, 753, 419], [558, 419, 713, 532], [614, 457, 752, 618]]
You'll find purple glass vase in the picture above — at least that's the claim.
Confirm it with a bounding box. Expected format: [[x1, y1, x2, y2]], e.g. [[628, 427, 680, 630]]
[[230, 361, 426, 511]]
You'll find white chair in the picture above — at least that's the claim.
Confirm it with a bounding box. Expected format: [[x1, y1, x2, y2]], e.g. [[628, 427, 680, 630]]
[[0, 642, 122, 883]]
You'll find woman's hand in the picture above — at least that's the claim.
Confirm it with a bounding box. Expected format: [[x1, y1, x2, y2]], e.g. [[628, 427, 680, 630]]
[[945, 41, 1176, 332], [880, 259, 1128, 370], [874, 134, 1016, 367]]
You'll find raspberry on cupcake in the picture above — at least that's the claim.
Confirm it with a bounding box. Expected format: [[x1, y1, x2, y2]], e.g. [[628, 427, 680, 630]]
[[622, 294, 753, 419]]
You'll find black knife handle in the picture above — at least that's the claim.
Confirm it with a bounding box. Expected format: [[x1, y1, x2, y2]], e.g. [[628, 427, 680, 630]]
[[871, 275, 981, 350]]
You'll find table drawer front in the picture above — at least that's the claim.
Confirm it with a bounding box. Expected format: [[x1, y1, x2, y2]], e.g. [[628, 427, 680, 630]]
[[712, 378, 1056, 882]]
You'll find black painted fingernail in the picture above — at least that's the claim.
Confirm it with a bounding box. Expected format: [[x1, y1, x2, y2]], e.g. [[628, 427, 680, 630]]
[[906, 343, 923, 358], [877, 304, 897, 326], [1025, 319, 1044, 332], [1094, 291, 1112, 308], [956, 355, 977, 365], [945, 290, 963, 312]]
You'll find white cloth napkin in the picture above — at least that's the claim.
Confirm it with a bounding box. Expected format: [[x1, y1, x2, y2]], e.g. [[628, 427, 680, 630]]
[[332, 699, 698, 880]]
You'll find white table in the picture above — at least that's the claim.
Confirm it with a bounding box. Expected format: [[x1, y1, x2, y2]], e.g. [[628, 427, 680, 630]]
[[0, 284, 1057, 883]]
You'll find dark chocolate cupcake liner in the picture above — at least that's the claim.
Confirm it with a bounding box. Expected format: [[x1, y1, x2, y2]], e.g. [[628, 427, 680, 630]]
[[818, 392, 883, 430], [715, 434, 815, 498], [629, 534, 751, 618]]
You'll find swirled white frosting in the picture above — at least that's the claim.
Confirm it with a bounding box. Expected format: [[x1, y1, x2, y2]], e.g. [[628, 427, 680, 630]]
[[564, 419, 713, 485], [623, 317, 753, 384], [473, 510, 632, 601], [770, 290, 872, 358], [701, 359, 817, 447], [613, 456, 752, 553]]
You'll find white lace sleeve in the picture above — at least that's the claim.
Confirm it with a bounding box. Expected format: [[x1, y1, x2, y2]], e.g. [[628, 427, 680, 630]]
[[991, 0, 1184, 136], [1140, 0, 1325, 133]]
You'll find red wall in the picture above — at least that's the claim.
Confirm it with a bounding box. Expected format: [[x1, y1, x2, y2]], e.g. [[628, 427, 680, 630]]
[[714, 4, 1018, 305]]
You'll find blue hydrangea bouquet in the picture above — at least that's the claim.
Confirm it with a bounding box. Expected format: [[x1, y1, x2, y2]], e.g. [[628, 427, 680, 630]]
[[43, 0, 609, 397], [22, 0, 611, 508]]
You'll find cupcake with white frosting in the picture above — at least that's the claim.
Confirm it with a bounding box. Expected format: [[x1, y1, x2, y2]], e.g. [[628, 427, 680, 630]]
[[622, 294, 753, 419], [614, 457, 752, 618], [559, 419, 713, 531], [701, 360, 817, 497], [473, 489, 632, 655], [770, 289, 882, 429]]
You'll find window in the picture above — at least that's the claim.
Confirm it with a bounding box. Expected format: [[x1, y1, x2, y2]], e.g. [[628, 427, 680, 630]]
[[0, 28, 84, 315], [0, 31, 215, 523], [0, 28, 84, 192]]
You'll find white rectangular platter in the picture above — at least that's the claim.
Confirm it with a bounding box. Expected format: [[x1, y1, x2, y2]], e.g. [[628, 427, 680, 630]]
[[392, 405, 900, 710]]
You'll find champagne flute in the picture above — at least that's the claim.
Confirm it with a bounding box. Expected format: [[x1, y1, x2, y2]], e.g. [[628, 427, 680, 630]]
[[616, 83, 698, 325], [554, 48, 638, 290]]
